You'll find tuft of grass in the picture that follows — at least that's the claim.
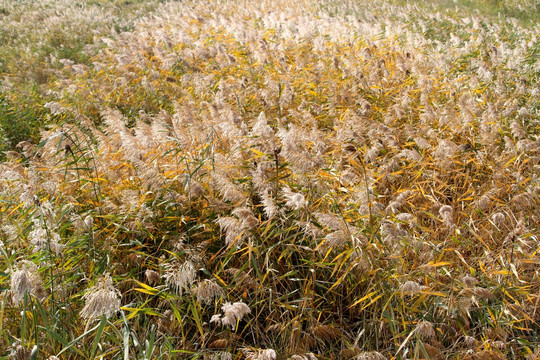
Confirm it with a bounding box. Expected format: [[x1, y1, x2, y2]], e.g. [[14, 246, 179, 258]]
[[0, 93, 44, 157]]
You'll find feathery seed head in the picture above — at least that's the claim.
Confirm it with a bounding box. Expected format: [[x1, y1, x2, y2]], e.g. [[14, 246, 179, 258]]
[[324, 230, 349, 249], [353, 351, 387, 360], [491, 212, 505, 227], [10, 260, 44, 305], [463, 335, 478, 348], [232, 207, 259, 229], [192, 279, 224, 304], [415, 320, 435, 339], [400, 280, 422, 296], [145, 269, 160, 285], [261, 191, 278, 219], [212, 301, 251, 330], [457, 297, 472, 315], [164, 260, 197, 294], [283, 186, 306, 210], [9, 344, 31, 360], [241, 348, 276, 360], [395, 212, 414, 223], [216, 216, 245, 247], [473, 286, 494, 300], [288, 354, 317, 360], [439, 205, 454, 228], [461, 275, 478, 286], [314, 212, 344, 231], [207, 352, 233, 360], [80, 273, 120, 320], [212, 173, 246, 204], [28, 226, 64, 255]]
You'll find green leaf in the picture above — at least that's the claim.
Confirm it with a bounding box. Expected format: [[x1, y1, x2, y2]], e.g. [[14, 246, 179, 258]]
[[30, 345, 38, 360], [90, 315, 108, 359]]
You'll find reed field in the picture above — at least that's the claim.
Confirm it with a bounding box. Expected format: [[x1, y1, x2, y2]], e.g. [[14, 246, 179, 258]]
[[0, 0, 539, 358]]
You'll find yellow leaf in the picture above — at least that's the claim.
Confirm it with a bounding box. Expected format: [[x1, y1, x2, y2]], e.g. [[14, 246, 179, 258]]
[[350, 291, 378, 308], [8, 202, 24, 216], [249, 148, 266, 157], [133, 280, 159, 295], [423, 261, 452, 268], [134, 287, 158, 295], [214, 274, 228, 287], [421, 291, 447, 297], [361, 294, 384, 311]]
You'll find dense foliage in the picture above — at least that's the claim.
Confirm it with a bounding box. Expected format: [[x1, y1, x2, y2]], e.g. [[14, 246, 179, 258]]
[[0, 0, 539, 359]]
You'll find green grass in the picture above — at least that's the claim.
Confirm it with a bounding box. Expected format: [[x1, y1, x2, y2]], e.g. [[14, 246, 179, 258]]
[[410, 0, 540, 26], [0, 93, 44, 156], [0, 0, 162, 158]]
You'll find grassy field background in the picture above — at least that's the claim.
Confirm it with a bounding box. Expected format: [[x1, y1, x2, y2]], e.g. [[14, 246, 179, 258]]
[[0, 0, 538, 359]]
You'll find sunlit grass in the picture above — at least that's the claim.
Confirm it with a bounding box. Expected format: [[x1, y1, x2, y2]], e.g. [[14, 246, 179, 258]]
[[0, 0, 162, 156], [0, 0, 538, 359]]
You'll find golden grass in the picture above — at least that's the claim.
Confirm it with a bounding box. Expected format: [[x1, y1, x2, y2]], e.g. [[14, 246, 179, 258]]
[[0, 0, 538, 358]]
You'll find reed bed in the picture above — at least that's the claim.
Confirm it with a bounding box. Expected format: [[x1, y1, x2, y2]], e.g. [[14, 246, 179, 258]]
[[0, 0, 539, 358]]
